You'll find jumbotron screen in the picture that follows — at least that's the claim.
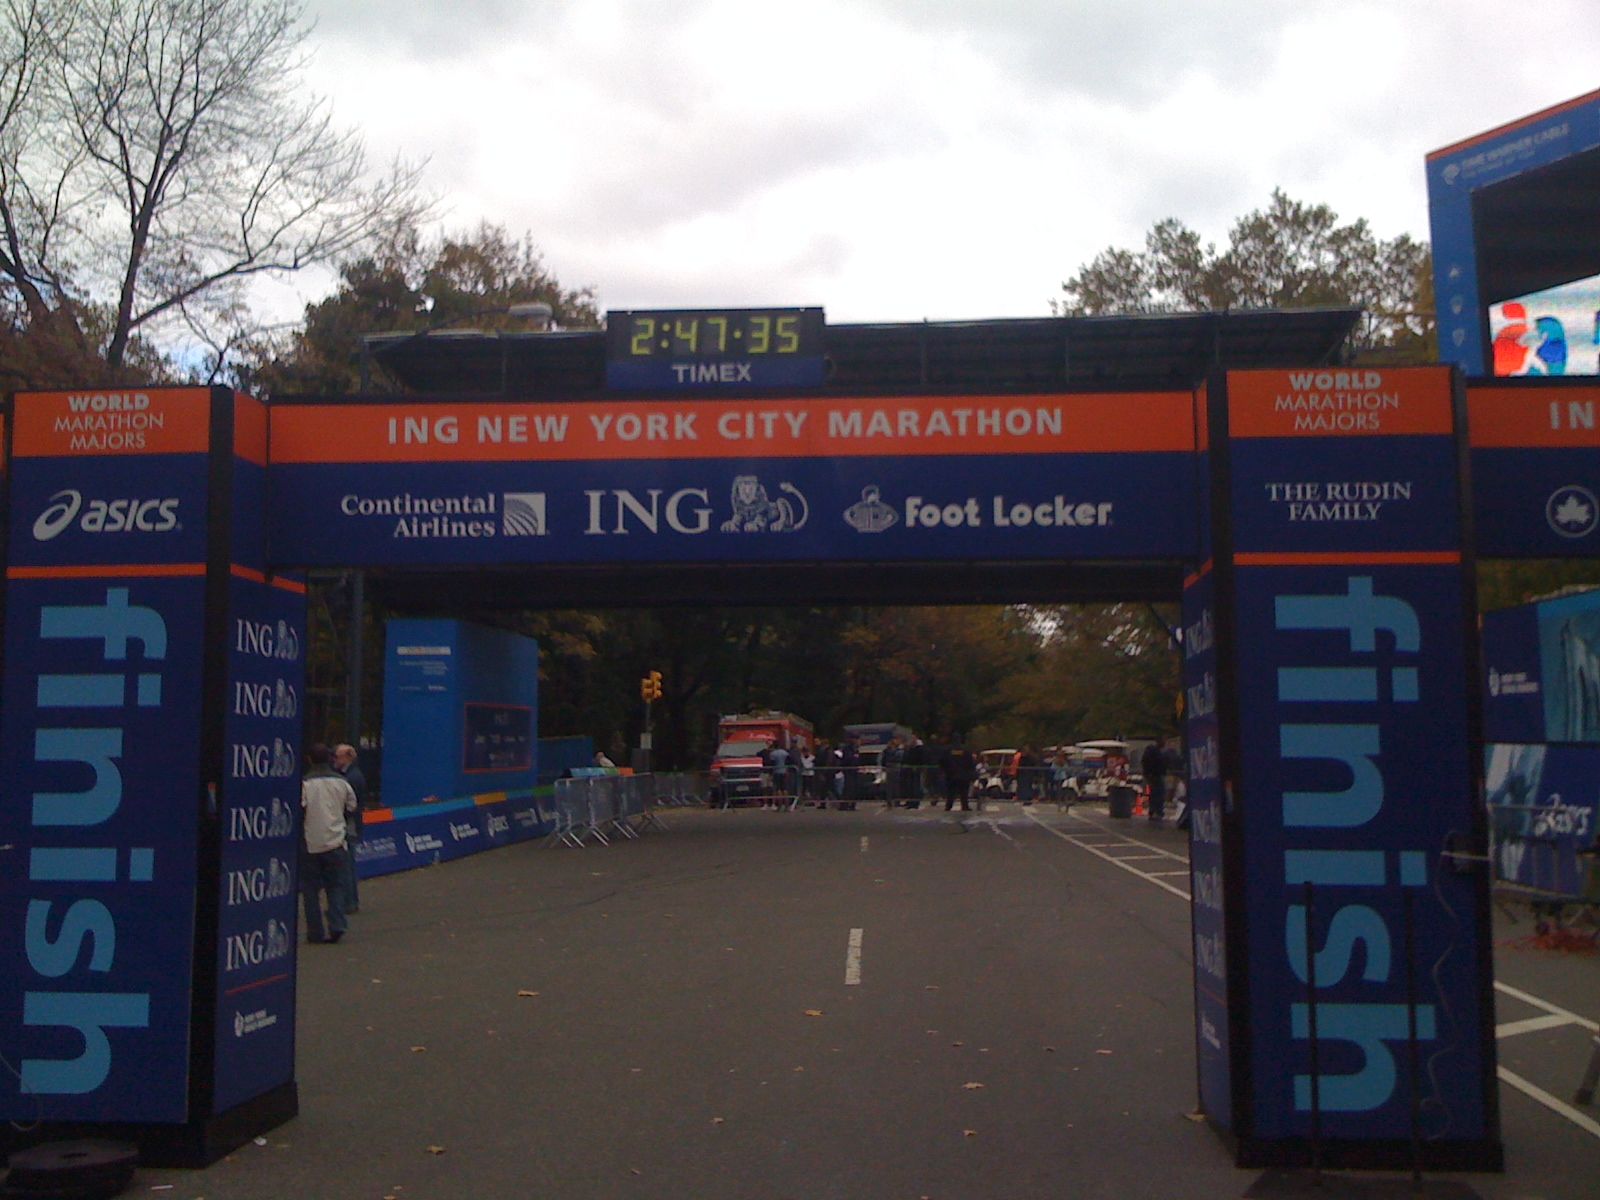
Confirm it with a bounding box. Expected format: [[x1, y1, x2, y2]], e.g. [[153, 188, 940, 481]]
[[1473, 143, 1600, 378]]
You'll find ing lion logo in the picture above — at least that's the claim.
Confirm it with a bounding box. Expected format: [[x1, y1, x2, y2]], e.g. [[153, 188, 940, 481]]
[[721, 475, 809, 532]]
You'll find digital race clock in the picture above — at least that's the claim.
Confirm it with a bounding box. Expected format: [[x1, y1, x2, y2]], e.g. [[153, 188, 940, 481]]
[[605, 307, 826, 390]]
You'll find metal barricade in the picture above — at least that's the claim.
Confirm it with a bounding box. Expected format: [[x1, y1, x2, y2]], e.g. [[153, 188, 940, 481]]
[[550, 778, 589, 847], [550, 773, 678, 846], [1487, 802, 1599, 901]]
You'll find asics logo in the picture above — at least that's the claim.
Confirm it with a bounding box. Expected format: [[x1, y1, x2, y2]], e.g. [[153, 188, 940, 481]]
[[32, 489, 181, 541]]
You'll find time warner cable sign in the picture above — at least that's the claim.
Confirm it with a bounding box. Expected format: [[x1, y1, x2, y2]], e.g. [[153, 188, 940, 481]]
[[0, 390, 213, 1122], [1215, 369, 1495, 1162], [266, 393, 1199, 566]]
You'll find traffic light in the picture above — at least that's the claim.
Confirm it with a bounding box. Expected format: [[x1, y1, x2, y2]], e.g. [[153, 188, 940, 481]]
[[640, 670, 663, 702]]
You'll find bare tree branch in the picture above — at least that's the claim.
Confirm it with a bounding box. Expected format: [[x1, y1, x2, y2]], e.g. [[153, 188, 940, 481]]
[[0, 0, 430, 373]]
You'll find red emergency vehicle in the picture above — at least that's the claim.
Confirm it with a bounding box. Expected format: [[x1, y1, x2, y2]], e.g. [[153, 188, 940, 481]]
[[708, 711, 815, 805]]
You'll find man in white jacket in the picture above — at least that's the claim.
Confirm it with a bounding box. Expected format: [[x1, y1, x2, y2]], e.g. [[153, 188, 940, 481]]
[[301, 742, 357, 944]]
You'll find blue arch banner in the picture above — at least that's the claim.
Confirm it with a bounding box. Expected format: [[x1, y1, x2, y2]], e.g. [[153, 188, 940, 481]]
[[266, 392, 1199, 566]]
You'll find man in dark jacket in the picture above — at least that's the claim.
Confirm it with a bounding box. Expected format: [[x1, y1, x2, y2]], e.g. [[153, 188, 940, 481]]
[[1142, 739, 1169, 823], [942, 739, 977, 812]]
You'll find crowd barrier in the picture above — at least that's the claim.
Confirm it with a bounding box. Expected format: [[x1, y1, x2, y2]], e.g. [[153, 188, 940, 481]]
[[1488, 801, 1600, 902], [549, 771, 708, 846], [786, 764, 1093, 809]]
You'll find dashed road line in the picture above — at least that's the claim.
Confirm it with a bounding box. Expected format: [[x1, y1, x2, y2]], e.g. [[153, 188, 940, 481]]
[[845, 927, 864, 986]]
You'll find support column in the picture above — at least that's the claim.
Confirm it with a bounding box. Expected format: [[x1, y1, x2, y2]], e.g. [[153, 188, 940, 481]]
[[0, 387, 304, 1165], [1194, 366, 1502, 1170]]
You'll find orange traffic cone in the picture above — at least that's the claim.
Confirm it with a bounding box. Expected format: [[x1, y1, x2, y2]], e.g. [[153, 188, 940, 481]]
[[1133, 787, 1148, 817]]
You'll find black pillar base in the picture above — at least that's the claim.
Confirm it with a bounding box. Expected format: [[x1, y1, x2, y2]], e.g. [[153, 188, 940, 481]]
[[1, 1082, 297, 1169]]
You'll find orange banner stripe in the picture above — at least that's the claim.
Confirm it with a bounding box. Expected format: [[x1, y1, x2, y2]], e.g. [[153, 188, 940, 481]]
[[1227, 368, 1454, 439], [1234, 551, 1461, 567], [11, 388, 213, 457], [1467, 386, 1600, 448], [269, 392, 1197, 464], [7, 562, 208, 580], [229, 564, 308, 594]]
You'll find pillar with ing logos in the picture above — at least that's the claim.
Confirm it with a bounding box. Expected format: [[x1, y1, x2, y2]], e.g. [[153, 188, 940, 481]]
[[0, 387, 306, 1164]]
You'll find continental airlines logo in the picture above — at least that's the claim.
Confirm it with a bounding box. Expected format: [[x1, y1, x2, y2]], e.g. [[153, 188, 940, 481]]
[[338, 492, 547, 539], [32, 490, 181, 541]]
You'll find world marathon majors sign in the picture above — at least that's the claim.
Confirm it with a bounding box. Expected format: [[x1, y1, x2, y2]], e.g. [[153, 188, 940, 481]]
[[1203, 367, 1501, 1169], [263, 392, 1200, 567], [0, 387, 303, 1162]]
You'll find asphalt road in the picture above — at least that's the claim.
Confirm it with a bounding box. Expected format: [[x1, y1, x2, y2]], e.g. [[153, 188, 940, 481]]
[[121, 802, 1598, 1199]]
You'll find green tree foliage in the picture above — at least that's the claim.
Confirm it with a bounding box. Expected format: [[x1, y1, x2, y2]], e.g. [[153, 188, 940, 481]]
[[992, 604, 1179, 748], [244, 221, 599, 396], [1058, 189, 1434, 361], [0, 0, 425, 386], [1478, 560, 1600, 613]]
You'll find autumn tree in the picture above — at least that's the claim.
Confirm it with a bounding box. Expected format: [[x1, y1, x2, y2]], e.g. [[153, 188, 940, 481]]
[[1058, 190, 1434, 361], [0, 0, 426, 387], [244, 221, 600, 396]]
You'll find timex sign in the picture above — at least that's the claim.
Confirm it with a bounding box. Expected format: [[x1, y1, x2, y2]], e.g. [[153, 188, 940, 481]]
[[605, 307, 826, 390]]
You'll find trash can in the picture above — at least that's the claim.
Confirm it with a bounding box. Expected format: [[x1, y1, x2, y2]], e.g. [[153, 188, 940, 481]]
[[1108, 784, 1134, 818]]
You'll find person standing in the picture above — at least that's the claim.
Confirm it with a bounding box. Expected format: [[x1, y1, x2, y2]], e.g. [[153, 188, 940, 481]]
[[840, 737, 861, 810], [764, 739, 792, 806], [301, 743, 356, 944], [1015, 745, 1041, 805], [1143, 739, 1169, 824], [882, 736, 905, 807], [333, 742, 366, 913], [942, 738, 977, 812]]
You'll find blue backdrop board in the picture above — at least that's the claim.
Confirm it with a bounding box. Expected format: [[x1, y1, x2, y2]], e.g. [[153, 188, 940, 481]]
[[1483, 586, 1600, 745], [538, 734, 595, 784], [1205, 368, 1499, 1169], [0, 388, 303, 1163], [380, 619, 539, 811]]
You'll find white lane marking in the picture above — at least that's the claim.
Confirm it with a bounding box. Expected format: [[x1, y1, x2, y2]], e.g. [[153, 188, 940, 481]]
[[1148, 870, 1196, 878], [860, 836, 869, 853], [1497, 1013, 1579, 1039], [1494, 981, 1600, 1032], [1032, 813, 1600, 1144], [1498, 1067, 1600, 1140], [845, 927, 864, 986], [1065, 810, 1190, 861], [1026, 811, 1192, 901], [982, 820, 1016, 843]]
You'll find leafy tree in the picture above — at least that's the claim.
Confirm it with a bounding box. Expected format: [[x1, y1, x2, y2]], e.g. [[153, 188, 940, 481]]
[[0, 0, 425, 386], [244, 221, 599, 396], [1058, 190, 1433, 360], [993, 604, 1180, 748]]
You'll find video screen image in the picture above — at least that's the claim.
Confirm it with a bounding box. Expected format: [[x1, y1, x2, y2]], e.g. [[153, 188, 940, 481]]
[[1490, 275, 1600, 377]]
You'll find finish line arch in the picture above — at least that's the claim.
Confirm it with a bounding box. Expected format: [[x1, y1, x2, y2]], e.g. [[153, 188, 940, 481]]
[[11, 361, 1597, 1173]]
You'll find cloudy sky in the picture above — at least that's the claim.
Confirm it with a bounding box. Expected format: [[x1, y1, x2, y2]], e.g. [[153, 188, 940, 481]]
[[288, 0, 1600, 326]]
